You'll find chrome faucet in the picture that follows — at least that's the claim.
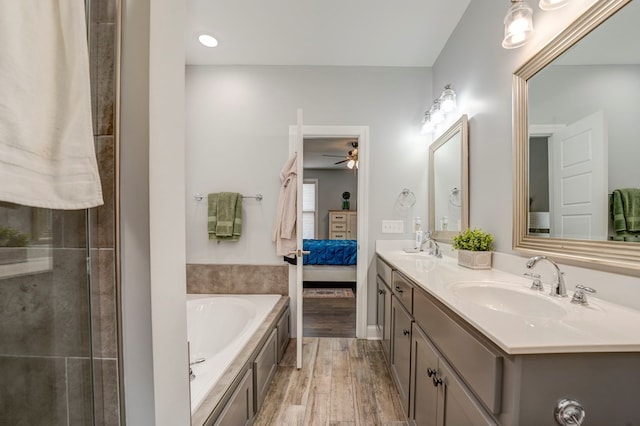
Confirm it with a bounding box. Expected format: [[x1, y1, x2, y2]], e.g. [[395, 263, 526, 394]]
[[525, 255, 567, 297], [423, 231, 442, 258]]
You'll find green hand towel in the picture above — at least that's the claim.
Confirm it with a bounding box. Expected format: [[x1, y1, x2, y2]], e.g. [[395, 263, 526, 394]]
[[208, 192, 243, 241], [611, 188, 640, 233]]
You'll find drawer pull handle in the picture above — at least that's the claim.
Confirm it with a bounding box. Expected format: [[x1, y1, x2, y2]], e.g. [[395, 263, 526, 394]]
[[378, 289, 386, 295], [432, 376, 443, 387], [402, 329, 410, 336], [427, 368, 437, 377], [395, 286, 404, 293]]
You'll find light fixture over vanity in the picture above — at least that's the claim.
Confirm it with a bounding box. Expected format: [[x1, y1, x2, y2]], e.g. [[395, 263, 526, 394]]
[[421, 85, 457, 135], [501, 0, 571, 49]]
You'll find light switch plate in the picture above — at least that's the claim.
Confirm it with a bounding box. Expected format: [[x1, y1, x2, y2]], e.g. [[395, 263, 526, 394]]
[[382, 220, 404, 234]]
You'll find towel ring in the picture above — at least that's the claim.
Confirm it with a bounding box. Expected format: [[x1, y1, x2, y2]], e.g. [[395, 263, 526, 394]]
[[398, 188, 416, 208]]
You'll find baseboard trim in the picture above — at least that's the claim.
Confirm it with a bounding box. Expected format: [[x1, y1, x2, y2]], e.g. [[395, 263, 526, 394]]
[[366, 325, 382, 340]]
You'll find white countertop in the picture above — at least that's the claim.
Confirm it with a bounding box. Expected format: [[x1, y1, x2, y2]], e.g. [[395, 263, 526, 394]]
[[376, 245, 640, 355]]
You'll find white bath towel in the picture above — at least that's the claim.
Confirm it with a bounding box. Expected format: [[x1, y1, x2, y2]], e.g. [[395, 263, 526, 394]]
[[0, 1, 103, 209]]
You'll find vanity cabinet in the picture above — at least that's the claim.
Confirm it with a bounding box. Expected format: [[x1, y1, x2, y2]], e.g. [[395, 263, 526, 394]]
[[377, 253, 640, 425], [411, 323, 497, 426], [376, 257, 393, 360], [214, 367, 254, 426], [329, 210, 357, 240]]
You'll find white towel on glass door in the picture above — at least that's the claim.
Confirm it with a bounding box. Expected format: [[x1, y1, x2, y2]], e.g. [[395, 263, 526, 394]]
[[0, 1, 103, 209]]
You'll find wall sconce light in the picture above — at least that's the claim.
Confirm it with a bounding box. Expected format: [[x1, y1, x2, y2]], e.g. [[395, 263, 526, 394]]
[[421, 85, 457, 135], [502, 0, 535, 49], [539, 0, 569, 11], [421, 112, 434, 135], [440, 84, 457, 113]]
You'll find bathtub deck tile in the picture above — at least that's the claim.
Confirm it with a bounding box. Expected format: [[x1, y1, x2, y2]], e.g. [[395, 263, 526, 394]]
[[254, 337, 407, 426]]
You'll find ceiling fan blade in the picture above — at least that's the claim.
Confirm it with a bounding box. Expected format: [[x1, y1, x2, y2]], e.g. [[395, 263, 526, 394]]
[[334, 159, 348, 164], [323, 154, 347, 158]]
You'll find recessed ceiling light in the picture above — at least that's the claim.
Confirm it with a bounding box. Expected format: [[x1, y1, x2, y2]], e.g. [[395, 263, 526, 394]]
[[198, 34, 218, 48]]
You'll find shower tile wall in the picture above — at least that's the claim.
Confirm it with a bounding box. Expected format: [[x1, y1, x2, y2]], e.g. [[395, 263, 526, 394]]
[[90, 0, 120, 424], [0, 1, 120, 425]]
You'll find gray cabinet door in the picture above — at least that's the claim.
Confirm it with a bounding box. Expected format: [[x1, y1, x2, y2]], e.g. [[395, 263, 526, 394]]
[[410, 324, 439, 426], [391, 296, 413, 416], [254, 329, 278, 412], [214, 368, 254, 426], [438, 360, 497, 426], [276, 307, 290, 363]]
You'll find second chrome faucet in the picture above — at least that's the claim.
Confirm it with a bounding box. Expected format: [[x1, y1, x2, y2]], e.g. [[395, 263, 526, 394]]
[[525, 255, 568, 297]]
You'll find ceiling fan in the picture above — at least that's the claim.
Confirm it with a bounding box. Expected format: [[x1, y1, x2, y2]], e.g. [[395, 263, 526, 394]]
[[323, 142, 359, 169]]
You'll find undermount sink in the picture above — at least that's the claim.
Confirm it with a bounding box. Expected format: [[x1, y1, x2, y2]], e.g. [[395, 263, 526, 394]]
[[448, 281, 568, 319]]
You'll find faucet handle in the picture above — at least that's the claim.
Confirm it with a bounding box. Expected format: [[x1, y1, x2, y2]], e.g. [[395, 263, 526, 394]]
[[571, 284, 597, 305], [524, 272, 543, 291]]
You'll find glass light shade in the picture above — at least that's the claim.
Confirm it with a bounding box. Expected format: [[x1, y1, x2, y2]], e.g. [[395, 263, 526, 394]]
[[347, 159, 356, 169], [502, 0, 534, 49], [440, 85, 457, 113], [198, 34, 219, 47], [421, 112, 434, 134], [430, 100, 444, 125], [539, 0, 569, 11]]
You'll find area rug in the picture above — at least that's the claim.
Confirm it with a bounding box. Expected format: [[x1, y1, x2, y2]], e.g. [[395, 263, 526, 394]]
[[303, 288, 355, 298]]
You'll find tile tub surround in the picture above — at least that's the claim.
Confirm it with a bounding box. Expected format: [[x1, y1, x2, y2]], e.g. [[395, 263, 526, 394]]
[[376, 245, 640, 354], [191, 296, 290, 426], [187, 264, 288, 295]]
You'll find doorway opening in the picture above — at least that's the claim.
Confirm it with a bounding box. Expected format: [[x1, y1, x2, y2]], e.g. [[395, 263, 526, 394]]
[[288, 125, 369, 341], [301, 137, 359, 337]]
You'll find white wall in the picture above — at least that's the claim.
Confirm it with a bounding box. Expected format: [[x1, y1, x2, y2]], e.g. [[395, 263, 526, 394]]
[[185, 65, 431, 323], [303, 169, 358, 240], [121, 0, 190, 424], [431, 0, 600, 252]]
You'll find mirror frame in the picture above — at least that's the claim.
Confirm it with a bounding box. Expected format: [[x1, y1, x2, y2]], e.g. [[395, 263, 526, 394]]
[[429, 114, 469, 243], [512, 0, 640, 274]]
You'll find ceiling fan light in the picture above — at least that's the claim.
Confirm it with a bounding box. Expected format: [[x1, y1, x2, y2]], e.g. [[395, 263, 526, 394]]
[[539, 0, 569, 11], [347, 159, 356, 169], [502, 0, 534, 49]]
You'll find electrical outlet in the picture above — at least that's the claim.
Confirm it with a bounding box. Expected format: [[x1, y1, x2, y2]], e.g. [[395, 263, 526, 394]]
[[382, 220, 404, 234]]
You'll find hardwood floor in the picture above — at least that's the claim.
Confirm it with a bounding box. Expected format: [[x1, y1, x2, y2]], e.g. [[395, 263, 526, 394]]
[[254, 337, 408, 426], [303, 295, 356, 338]]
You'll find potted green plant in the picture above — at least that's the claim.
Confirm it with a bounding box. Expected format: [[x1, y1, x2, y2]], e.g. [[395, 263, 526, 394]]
[[0, 226, 31, 265], [342, 191, 351, 210], [452, 228, 494, 269]]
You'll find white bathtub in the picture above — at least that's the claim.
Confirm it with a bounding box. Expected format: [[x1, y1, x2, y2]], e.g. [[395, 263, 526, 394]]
[[186, 294, 281, 414]]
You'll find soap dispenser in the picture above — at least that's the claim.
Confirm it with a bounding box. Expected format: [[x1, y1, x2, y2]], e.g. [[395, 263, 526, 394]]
[[414, 217, 423, 249]]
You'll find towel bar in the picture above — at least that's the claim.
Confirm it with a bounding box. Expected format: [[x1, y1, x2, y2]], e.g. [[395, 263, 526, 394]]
[[194, 193, 263, 201]]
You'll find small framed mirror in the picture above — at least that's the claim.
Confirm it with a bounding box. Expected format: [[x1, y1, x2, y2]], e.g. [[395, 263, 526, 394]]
[[429, 114, 469, 243]]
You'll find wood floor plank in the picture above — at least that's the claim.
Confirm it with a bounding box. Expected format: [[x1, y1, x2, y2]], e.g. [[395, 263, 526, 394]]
[[256, 337, 408, 426], [366, 344, 407, 422], [350, 341, 380, 425]]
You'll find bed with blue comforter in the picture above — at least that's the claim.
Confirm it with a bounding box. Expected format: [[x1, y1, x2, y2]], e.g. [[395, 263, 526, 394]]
[[302, 239, 357, 265], [302, 239, 358, 282]]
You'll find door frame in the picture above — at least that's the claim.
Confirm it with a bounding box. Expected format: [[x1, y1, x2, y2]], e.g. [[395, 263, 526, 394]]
[[288, 124, 370, 339]]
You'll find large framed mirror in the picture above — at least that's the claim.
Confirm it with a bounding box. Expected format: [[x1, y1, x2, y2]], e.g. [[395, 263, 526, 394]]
[[429, 114, 469, 243], [513, 0, 640, 273]]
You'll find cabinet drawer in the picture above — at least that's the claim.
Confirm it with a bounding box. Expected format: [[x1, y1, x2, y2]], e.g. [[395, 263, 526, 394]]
[[414, 288, 503, 414], [392, 271, 413, 314], [330, 213, 348, 222], [331, 222, 347, 231], [330, 232, 347, 240], [376, 257, 393, 285]]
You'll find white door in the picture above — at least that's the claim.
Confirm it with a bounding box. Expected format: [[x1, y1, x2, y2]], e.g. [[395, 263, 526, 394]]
[[548, 110, 607, 240], [294, 109, 305, 369]]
